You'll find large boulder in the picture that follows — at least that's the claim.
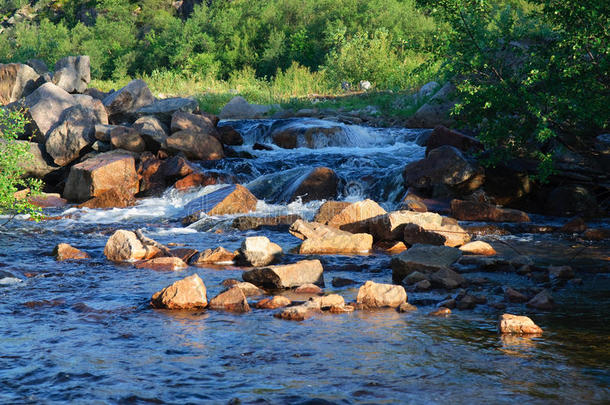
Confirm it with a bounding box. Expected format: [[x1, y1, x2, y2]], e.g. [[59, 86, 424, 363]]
[[450, 200, 530, 222], [289, 220, 373, 254], [270, 119, 347, 149], [425, 125, 483, 155], [242, 259, 324, 289], [403, 145, 484, 197], [219, 96, 274, 119], [326, 199, 387, 233], [63, 152, 139, 202], [52, 56, 91, 94], [217, 125, 243, 146], [164, 130, 224, 160], [370, 210, 470, 247], [313, 201, 352, 224], [288, 167, 339, 203], [182, 184, 257, 223], [132, 116, 168, 151], [45, 105, 97, 166], [208, 286, 250, 313], [23, 82, 76, 141], [151, 274, 207, 310], [236, 236, 282, 267], [356, 281, 407, 309], [103, 79, 155, 121], [109, 126, 146, 153], [137, 97, 198, 124], [77, 188, 136, 209], [391, 244, 462, 284], [14, 140, 58, 179], [498, 314, 543, 334], [73, 94, 109, 125], [170, 111, 218, 135], [0, 63, 40, 105], [104, 230, 149, 262]]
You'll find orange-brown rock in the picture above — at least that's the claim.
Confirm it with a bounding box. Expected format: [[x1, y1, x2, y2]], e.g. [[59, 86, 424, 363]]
[[231, 282, 265, 297], [326, 199, 387, 233], [104, 230, 149, 262], [53, 243, 90, 261], [242, 260, 323, 289], [356, 281, 407, 309], [63, 153, 139, 202], [289, 167, 338, 203], [77, 188, 137, 209], [169, 248, 198, 263], [429, 307, 451, 316], [450, 199, 530, 223], [190, 247, 236, 266], [255, 296, 291, 309], [373, 241, 407, 254], [28, 193, 68, 208], [313, 201, 352, 224], [289, 220, 373, 254], [236, 236, 283, 267], [208, 286, 250, 313], [134, 257, 188, 271], [294, 283, 323, 294], [150, 274, 207, 310], [559, 217, 587, 233], [182, 184, 257, 224], [274, 302, 320, 321], [498, 314, 543, 334], [174, 173, 219, 191], [165, 130, 224, 161], [459, 241, 496, 256]]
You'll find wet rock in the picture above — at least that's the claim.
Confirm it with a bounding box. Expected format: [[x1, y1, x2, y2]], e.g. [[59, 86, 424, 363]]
[[217, 125, 243, 145], [459, 241, 496, 256], [404, 271, 428, 285], [132, 116, 168, 151], [331, 277, 357, 288], [103, 79, 155, 121], [230, 282, 265, 297], [232, 214, 301, 231], [356, 281, 407, 309], [109, 126, 146, 153], [53, 243, 90, 261], [429, 307, 451, 316], [450, 200, 530, 222], [294, 284, 323, 294], [77, 188, 136, 209], [190, 247, 236, 265], [135, 257, 188, 271], [169, 248, 198, 263], [398, 302, 418, 312], [415, 279, 431, 291], [182, 184, 257, 224], [313, 201, 352, 224], [242, 259, 323, 289], [289, 167, 338, 203], [274, 302, 320, 321], [559, 217, 587, 233], [208, 286, 250, 313], [255, 296, 291, 309], [504, 287, 528, 303], [139, 154, 197, 196], [0, 63, 40, 105], [527, 290, 555, 310], [174, 172, 225, 191], [425, 125, 483, 155], [22, 82, 76, 141], [429, 267, 465, 289], [63, 153, 139, 202], [289, 220, 373, 255], [548, 266, 574, 280], [456, 294, 477, 310], [164, 130, 224, 161], [104, 230, 149, 262], [373, 241, 408, 254], [403, 146, 483, 196], [137, 97, 198, 123], [326, 199, 387, 233], [270, 119, 346, 149], [236, 236, 283, 267], [498, 314, 543, 334], [438, 298, 456, 309], [150, 274, 207, 310], [45, 105, 98, 166], [391, 244, 462, 284], [219, 96, 274, 119]]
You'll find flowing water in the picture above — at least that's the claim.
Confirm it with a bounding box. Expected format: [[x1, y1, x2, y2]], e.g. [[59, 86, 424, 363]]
[[1, 119, 609, 404]]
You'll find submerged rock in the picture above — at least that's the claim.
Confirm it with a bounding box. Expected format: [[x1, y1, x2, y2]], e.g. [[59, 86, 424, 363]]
[[356, 281, 407, 309], [151, 274, 207, 310], [77, 188, 136, 209], [429, 307, 451, 317], [53, 243, 90, 261], [391, 244, 462, 284], [498, 314, 543, 334], [527, 290, 555, 310], [274, 302, 320, 321], [236, 236, 283, 267], [208, 286, 250, 313], [242, 260, 324, 289]]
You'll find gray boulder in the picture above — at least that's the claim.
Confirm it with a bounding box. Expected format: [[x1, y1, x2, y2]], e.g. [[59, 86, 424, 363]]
[[132, 116, 168, 151], [219, 96, 275, 119], [23, 82, 76, 141], [103, 79, 155, 121], [53, 55, 91, 94], [0, 63, 40, 105], [45, 105, 97, 166], [164, 130, 224, 160], [136, 97, 198, 124]]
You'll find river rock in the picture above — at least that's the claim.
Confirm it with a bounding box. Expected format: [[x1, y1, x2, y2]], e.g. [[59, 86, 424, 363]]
[[274, 301, 321, 321], [429, 267, 465, 289], [459, 241, 496, 255], [326, 199, 387, 233], [230, 282, 265, 297], [103, 79, 155, 121], [294, 284, 323, 294], [583, 228, 610, 241], [426, 125, 483, 155], [104, 230, 149, 262], [110, 126, 146, 153], [182, 184, 258, 223], [402, 223, 447, 246], [504, 287, 528, 303], [391, 244, 462, 284], [289, 220, 373, 254], [63, 153, 139, 202], [217, 125, 243, 145], [23, 82, 76, 141], [309, 294, 345, 309], [270, 119, 346, 149], [429, 307, 452, 316], [132, 116, 168, 151], [450, 200, 530, 222], [404, 271, 428, 285], [190, 247, 236, 265], [0, 63, 40, 105], [170, 111, 217, 135], [232, 214, 301, 231], [164, 130, 224, 160], [548, 266, 574, 280], [527, 290, 555, 310], [150, 274, 207, 310], [313, 201, 352, 224], [403, 146, 483, 197], [498, 314, 543, 334], [135, 257, 188, 271], [255, 296, 291, 309], [236, 236, 282, 267], [45, 105, 98, 166], [137, 97, 198, 123], [208, 286, 250, 313], [139, 154, 197, 196], [242, 260, 323, 289], [356, 281, 407, 309], [219, 96, 274, 119], [289, 167, 338, 203], [28, 193, 67, 208], [53, 243, 90, 261], [52, 56, 90, 94], [174, 172, 225, 191], [77, 188, 136, 209], [398, 302, 418, 312], [94, 124, 117, 142]]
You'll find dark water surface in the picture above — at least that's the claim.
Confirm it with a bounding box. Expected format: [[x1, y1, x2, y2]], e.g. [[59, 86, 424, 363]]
[[1, 119, 609, 404]]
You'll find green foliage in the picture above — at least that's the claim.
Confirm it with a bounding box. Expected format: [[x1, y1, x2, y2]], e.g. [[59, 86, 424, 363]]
[[0, 109, 43, 223], [420, 0, 609, 179]]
